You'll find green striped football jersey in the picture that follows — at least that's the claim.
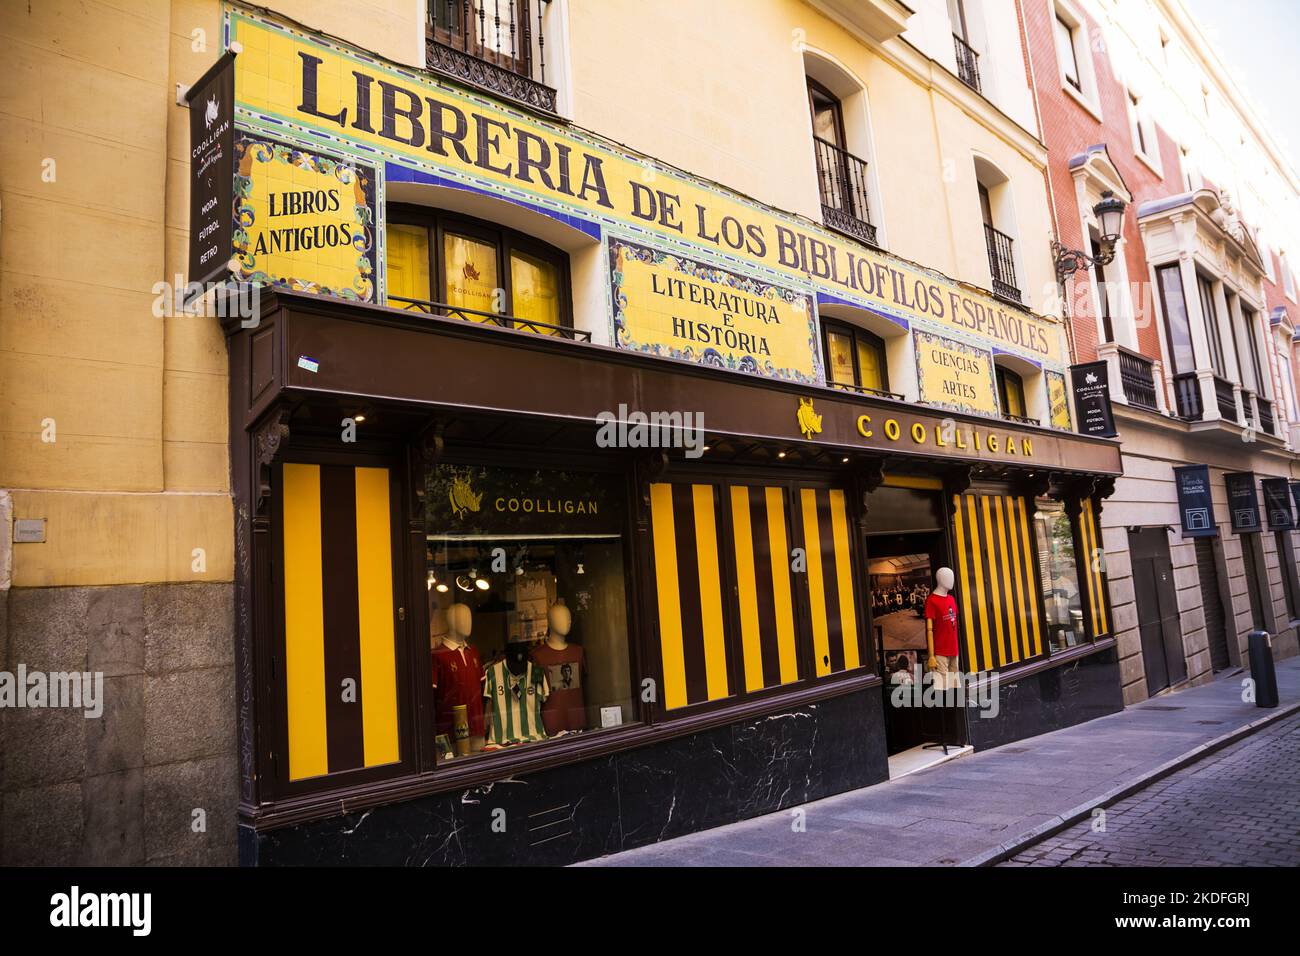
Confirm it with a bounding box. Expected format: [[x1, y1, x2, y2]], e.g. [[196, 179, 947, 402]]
[[483, 659, 550, 746]]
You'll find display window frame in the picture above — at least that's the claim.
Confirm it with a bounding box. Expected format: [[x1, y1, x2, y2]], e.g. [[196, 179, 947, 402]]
[[411, 444, 648, 773], [267, 443, 420, 800], [385, 203, 574, 333], [640, 461, 877, 723]]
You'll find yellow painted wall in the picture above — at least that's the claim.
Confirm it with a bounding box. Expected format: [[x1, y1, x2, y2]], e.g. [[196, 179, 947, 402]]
[[0, 0, 232, 586]]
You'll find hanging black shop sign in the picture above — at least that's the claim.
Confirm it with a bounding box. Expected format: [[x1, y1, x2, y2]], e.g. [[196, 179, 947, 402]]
[[1224, 472, 1261, 533], [185, 48, 237, 291], [1070, 361, 1117, 438], [1172, 465, 1217, 537], [1261, 477, 1295, 530]]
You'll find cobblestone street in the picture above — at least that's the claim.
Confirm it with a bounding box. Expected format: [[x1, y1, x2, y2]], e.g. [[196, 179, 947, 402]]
[[999, 712, 1300, 867]]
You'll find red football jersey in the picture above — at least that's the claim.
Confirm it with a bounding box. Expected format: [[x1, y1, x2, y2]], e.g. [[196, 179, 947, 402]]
[[432, 642, 485, 738], [924, 592, 960, 658]]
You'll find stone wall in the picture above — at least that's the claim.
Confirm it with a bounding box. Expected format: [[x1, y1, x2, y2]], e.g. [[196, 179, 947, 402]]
[[0, 582, 236, 865]]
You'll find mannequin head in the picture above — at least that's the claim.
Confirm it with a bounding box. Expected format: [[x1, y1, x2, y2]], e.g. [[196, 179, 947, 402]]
[[445, 604, 473, 643], [547, 601, 572, 646], [934, 567, 955, 593]]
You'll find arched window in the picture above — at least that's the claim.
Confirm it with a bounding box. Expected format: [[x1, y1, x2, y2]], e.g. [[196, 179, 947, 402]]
[[824, 319, 890, 395], [385, 205, 572, 335], [996, 365, 1026, 419]]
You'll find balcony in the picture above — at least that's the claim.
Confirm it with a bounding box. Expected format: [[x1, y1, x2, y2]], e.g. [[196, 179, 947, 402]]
[[388, 295, 591, 341], [1116, 346, 1159, 411], [1257, 397, 1276, 436], [1213, 375, 1238, 423], [953, 34, 981, 93], [827, 381, 904, 401], [1003, 412, 1039, 426], [426, 0, 558, 114], [983, 223, 1021, 304], [814, 136, 878, 247], [1170, 371, 1243, 424]]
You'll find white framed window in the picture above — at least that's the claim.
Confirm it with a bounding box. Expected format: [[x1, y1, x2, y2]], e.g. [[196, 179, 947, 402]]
[[1260, 237, 1276, 283], [1178, 145, 1201, 192], [1127, 90, 1160, 175], [1284, 253, 1297, 302], [1052, 1, 1101, 118]]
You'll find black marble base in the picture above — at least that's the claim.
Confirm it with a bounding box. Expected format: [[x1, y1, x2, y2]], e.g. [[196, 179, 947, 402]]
[[243, 686, 889, 866], [966, 646, 1124, 751]]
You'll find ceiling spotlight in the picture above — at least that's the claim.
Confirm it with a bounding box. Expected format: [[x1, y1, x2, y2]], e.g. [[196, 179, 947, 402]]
[[455, 574, 474, 592], [576, 563, 586, 575], [778, 450, 787, 459], [702, 445, 710, 452], [842, 457, 850, 463], [435, 582, 449, 593], [353, 414, 366, 423], [426, 572, 436, 591], [475, 577, 490, 591]]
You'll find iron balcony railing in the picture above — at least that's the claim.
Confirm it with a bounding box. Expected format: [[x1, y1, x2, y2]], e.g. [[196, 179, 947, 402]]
[[813, 136, 878, 247], [953, 33, 981, 92], [1213, 375, 1238, 423], [827, 380, 904, 401], [1003, 412, 1039, 426], [387, 295, 591, 341], [1116, 346, 1159, 411], [1172, 372, 1201, 420], [427, 0, 557, 113], [983, 223, 1021, 303]]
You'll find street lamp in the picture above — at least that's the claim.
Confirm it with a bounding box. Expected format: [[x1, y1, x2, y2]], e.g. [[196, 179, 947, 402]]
[[1052, 190, 1128, 281]]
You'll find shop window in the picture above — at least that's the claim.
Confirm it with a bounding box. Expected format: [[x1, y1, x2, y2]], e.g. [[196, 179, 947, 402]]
[[952, 491, 1045, 672], [384, 206, 571, 336], [823, 320, 890, 396], [424, 463, 633, 762], [1033, 498, 1084, 652], [996, 365, 1026, 419]]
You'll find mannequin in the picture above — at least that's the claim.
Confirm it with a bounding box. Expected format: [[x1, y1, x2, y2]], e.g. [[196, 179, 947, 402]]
[[432, 603, 486, 754], [924, 567, 959, 689], [529, 599, 587, 735]]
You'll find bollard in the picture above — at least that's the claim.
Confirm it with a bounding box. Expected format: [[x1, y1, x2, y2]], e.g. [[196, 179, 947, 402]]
[[1247, 630, 1279, 709]]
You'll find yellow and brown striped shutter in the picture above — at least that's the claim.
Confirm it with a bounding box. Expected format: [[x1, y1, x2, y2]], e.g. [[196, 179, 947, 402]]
[[281, 463, 401, 781], [728, 485, 800, 692], [798, 487, 862, 677], [1078, 497, 1110, 638], [951, 492, 1044, 673], [648, 483, 731, 710]]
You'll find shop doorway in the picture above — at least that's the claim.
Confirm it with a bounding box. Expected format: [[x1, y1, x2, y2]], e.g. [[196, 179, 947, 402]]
[[1128, 527, 1187, 695], [868, 530, 967, 760], [1193, 537, 1231, 672]]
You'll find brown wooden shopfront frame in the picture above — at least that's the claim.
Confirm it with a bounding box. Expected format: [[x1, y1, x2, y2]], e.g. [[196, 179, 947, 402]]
[[225, 290, 1123, 829]]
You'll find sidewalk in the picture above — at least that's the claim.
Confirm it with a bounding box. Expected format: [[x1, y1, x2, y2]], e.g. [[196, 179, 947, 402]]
[[582, 657, 1300, 867]]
